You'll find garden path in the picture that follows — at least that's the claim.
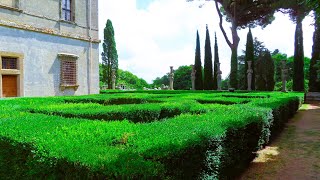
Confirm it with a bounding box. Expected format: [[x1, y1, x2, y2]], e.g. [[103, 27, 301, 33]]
[[239, 102, 320, 180]]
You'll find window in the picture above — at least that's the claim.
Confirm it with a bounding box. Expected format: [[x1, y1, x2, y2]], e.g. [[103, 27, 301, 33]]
[[0, 0, 17, 8], [62, 0, 74, 21], [58, 53, 78, 90], [2, 57, 18, 69]]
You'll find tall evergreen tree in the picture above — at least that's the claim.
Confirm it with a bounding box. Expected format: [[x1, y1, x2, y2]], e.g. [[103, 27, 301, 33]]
[[245, 28, 255, 90], [101, 19, 118, 89], [265, 51, 275, 91], [204, 25, 214, 90], [293, 12, 305, 91], [277, 0, 310, 91], [194, 30, 203, 90], [213, 32, 219, 90], [256, 51, 275, 91], [309, 13, 320, 92]]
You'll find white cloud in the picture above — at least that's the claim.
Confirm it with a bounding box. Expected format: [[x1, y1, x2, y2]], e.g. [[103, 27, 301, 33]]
[[99, 0, 314, 83]]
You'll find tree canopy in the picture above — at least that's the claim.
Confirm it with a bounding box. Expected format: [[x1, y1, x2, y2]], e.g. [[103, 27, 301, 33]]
[[101, 19, 118, 89], [245, 28, 255, 90], [194, 30, 204, 90], [213, 32, 220, 90], [152, 65, 192, 90], [204, 25, 214, 90]]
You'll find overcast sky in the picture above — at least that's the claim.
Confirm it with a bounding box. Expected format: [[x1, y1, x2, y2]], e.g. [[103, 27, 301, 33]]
[[98, 0, 315, 83]]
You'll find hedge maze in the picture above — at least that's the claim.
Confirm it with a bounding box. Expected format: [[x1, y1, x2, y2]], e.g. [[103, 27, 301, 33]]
[[0, 91, 303, 179]]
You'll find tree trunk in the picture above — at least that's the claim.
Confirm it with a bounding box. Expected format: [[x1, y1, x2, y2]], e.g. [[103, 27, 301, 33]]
[[293, 15, 305, 91], [108, 57, 112, 89], [229, 22, 240, 89]]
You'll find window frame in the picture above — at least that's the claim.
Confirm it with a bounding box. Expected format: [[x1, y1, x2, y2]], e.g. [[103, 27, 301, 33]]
[[0, 52, 24, 98], [58, 53, 79, 91], [2, 57, 18, 70], [0, 0, 21, 12], [61, 0, 75, 22]]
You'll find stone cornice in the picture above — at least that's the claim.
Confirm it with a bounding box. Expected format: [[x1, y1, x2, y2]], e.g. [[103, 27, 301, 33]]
[[0, 19, 100, 43]]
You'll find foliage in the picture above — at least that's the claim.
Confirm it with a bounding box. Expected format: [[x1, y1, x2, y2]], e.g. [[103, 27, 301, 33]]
[[0, 91, 304, 179], [117, 69, 150, 90], [152, 66, 193, 90], [213, 33, 219, 90], [238, 37, 267, 90], [293, 11, 305, 91], [272, 51, 288, 83], [101, 19, 118, 89], [306, 0, 320, 18], [276, 0, 311, 92], [215, 0, 277, 89], [100, 66, 149, 90], [0, 92, 303, 179], [256, 51, 275, 91], [309, 13, 320, 92], [173, 65, 193, 90], [275, 79, 309, 92], [204, 25, 214, 90], [272, 51, 310, 92], [316, 62, 320, 80], [245, 28, 255, 90], [152, 75, 169, 89], [195, 30, 203, 90]]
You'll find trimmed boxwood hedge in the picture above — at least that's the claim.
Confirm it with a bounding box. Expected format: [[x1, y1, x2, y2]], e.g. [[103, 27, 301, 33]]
[[0, 91, 304, 179]]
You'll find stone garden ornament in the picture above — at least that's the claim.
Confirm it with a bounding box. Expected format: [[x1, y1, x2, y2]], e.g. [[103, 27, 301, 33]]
[[169, 66, 174, 90], [281, 60, 288, 92], [217, 62, 222, 91], [112, 69, 116, 90], [247, 61, 253, 91], [191, 65, 196, 90]]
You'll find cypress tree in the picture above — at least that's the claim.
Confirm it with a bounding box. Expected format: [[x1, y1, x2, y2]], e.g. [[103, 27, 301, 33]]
[[101, 19, 118, 89], [309, 13, 320, 92], [194, 30, 203, 90], [256, 51, 275, 91], [245, 28, 255, 90], [204, 25, 214, 90], [293, 14, 305, 91], [256, 54, 266, 91], [213, 32, 219, 90], [265, 51, 275, 91]]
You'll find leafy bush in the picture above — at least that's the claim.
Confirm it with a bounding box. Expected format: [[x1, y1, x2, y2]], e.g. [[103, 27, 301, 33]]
[[0, 92, 304, 178]]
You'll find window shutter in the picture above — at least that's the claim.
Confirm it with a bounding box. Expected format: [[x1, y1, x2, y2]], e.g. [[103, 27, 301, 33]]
[[71, 0, 75, 22]]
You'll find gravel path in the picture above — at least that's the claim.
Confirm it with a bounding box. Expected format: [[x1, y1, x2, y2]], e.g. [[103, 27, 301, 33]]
[[239, 102, 320, 180]]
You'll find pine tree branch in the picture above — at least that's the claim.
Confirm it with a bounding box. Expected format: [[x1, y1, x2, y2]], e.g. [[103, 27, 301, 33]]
[[215, 0, 232, 48]]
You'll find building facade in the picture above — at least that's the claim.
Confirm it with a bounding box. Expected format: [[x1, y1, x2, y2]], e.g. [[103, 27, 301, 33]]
[[0, 0, 99, 97]]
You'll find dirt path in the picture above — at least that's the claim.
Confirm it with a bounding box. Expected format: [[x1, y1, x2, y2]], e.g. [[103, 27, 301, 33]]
[[239, 102, 320, 180]]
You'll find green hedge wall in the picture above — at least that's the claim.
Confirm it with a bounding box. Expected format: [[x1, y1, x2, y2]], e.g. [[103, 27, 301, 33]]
[[0, 92, 304, 179]]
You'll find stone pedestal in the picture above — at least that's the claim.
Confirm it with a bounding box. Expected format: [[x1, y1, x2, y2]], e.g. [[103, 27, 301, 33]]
[[217, 63, 222, 91], [191, 65, 196, 90], [169, 66, 174, 90], [247, 61, 253, 91], [281, 60, 288, 92], [112, 69, 116, 90]]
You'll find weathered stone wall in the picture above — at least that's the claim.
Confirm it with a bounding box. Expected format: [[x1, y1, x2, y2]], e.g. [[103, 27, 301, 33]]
[[0, 0, 99, 41], [0, 26, 99, 97]]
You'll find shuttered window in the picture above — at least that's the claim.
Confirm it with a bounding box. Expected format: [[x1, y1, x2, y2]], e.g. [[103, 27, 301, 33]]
[[2, 57, 18, 69], [61, 58, 77, 86]]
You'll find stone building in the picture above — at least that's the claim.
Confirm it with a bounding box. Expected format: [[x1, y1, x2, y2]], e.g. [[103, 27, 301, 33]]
[[0, 0, 99, 97]]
